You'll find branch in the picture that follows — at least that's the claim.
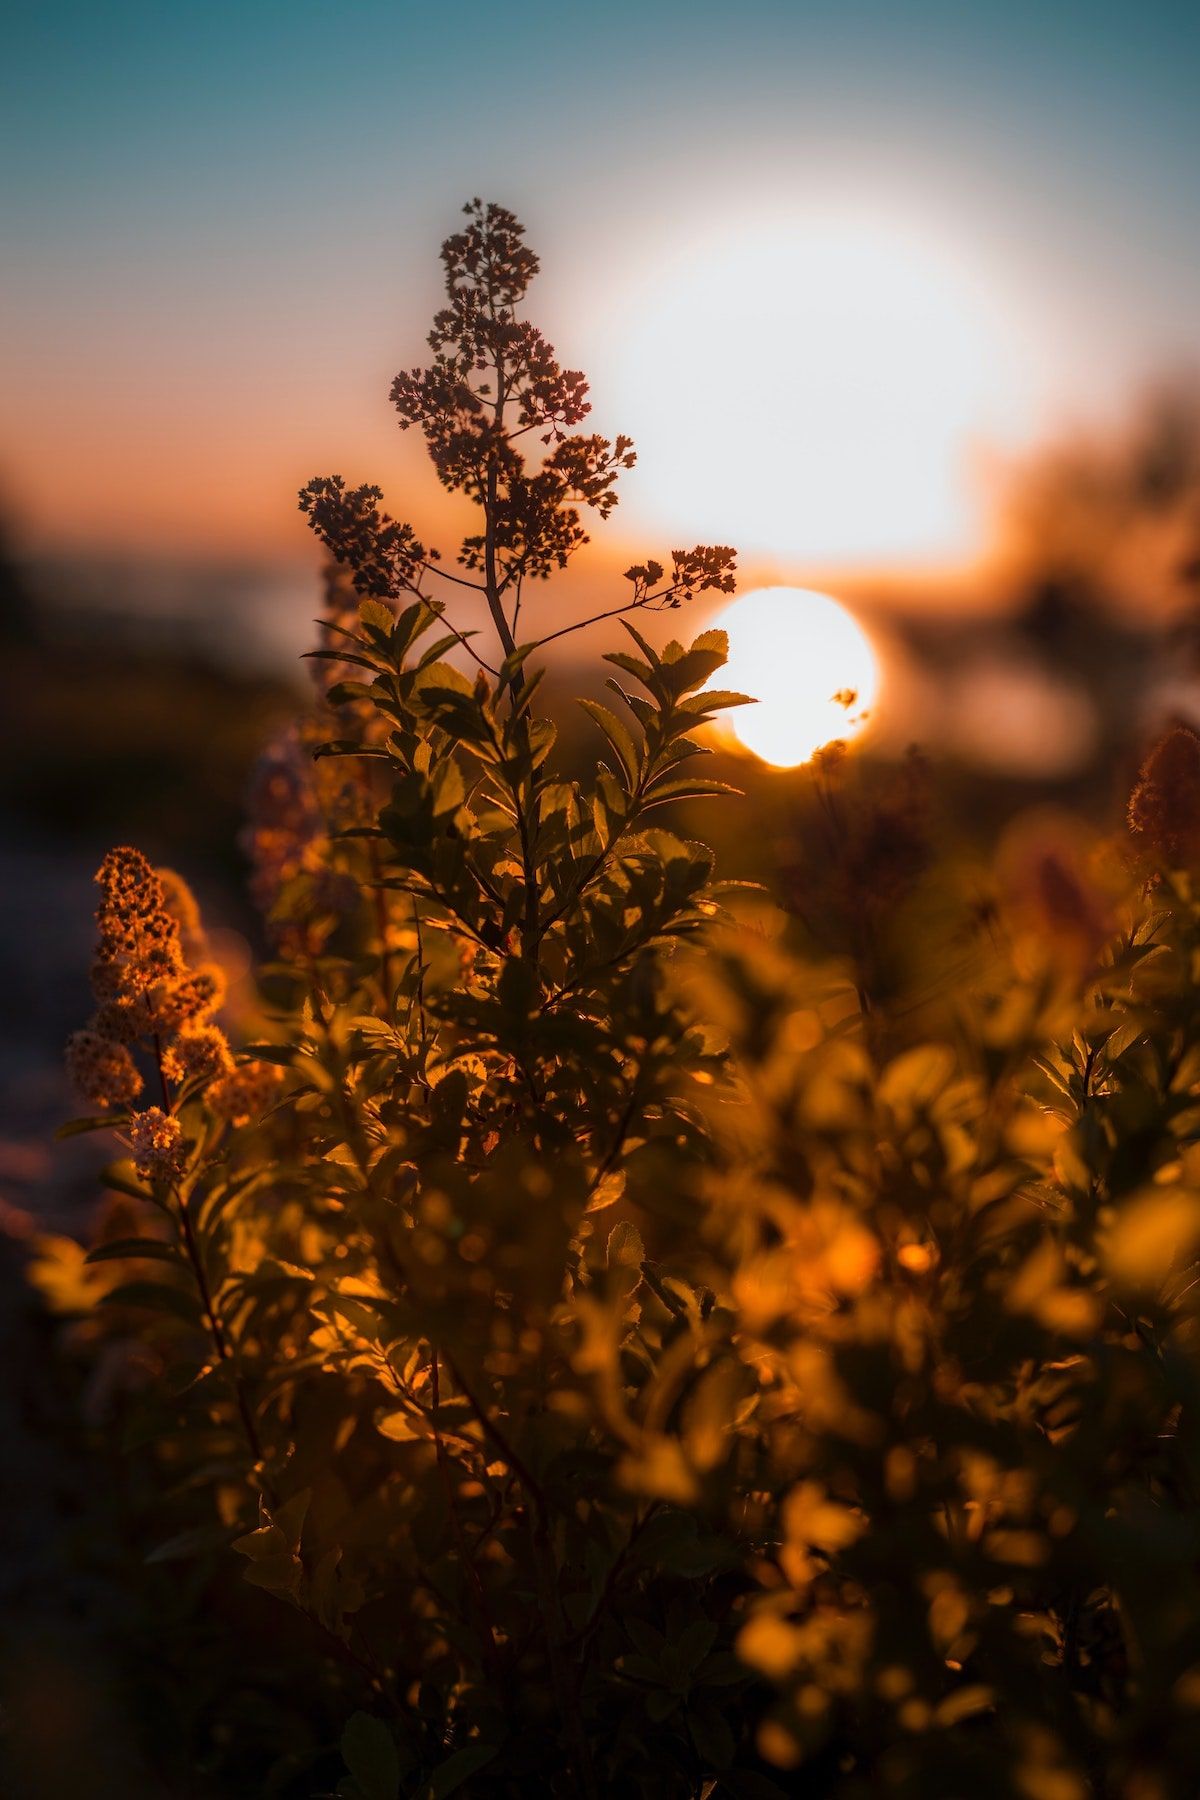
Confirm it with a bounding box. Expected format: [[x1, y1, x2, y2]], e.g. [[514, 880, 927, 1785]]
[[528, 581, 690, 653]]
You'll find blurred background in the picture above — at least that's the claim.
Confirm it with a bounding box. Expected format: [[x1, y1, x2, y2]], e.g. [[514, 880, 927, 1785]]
[[2, 3, 1199, 1786]]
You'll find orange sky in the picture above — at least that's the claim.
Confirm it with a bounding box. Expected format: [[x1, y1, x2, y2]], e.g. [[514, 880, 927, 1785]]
[[4, 3, 1198, 581]]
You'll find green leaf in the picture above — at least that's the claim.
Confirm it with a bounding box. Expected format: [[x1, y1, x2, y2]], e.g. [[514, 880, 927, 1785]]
[[607, 1221, 645, 1270], [99, 1160, 154, 1203], [603, 650, 653, 689], [414, 659, 474, 697], [56, 1114, 123, 1140], [622, 620, 661, 667], [342, 1712, 400, 1800], [101, 1281, 204, 1326], [431, 758, 466, 815], [578, 698, 639, 787], [144, 1522, 237, 1565], [85, 1237, 181, 1266], [422, 1744, 499, 1799], [303, 646, 379, 671], [659, 647, 729, 698], [688, 1707, 736, 1771], [240, 1042, 299, 1067], [326, 680, 377, 707], [679, 688, 753, 714], [358, 597, 396, 636], [641, 779, 740, 810]]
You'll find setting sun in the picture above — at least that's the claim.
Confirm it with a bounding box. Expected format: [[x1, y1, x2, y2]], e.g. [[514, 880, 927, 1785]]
[[712, 586, 879, 766], [592, 208, 1031, 564]]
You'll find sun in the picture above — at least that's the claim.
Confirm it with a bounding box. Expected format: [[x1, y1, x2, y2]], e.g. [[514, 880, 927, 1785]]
[[583, 206, 1031, 564], [711, 587, 879, 767]]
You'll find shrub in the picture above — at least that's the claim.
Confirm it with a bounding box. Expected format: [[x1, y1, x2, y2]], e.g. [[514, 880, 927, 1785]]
[[37, 202, 1200, 1798]]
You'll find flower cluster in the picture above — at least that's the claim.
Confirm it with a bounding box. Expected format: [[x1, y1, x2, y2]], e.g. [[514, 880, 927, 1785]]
[[65, 1028, 142, 1110], [128, 1106, 186, 1181], [67, 848, 284, 1175], [85, 848, 225, 1051], [1128, 722, 1200, 870], [241, 726, 363, 956], [298, 477, 426, 599], [67, 849, 230, 1108], [207, 1059, 283, 1126]]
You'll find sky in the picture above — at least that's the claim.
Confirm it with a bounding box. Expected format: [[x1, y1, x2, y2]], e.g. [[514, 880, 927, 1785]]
[[2, 0, 1198, 581]]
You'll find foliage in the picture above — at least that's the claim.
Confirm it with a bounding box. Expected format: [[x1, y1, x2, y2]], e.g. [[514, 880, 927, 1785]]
[[33, 203, 1200, 1798]]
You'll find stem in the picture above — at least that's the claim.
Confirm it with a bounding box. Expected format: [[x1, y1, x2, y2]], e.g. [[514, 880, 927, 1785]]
[[529, 580, 689, 652], [178, 1182, 267, 1470], [429, 1348, 501, 1669], [439, 1351, 597, 1791], [151, 1036, 266, 1474]]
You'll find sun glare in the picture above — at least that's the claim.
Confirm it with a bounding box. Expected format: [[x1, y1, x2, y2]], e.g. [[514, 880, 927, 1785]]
[[712, 586, 879, 767], [591, 208, 1031, 564]]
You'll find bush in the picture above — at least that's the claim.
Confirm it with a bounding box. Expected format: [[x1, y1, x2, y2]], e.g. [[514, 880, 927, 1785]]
[[36, 202, 1200, 1798]]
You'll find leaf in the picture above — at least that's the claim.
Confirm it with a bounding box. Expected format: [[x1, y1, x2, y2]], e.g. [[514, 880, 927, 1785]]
[[358, 597, 396, 636], [934, 1684, 995, 1727], [431, 758, 466, 815], [607, 1221, 645, 1269], [578, 698, 639, 787], [240, 1042, 299, 1067], [342, 1713, 400, 1800], [1103, 1187, 1200, 1289], [85, 1237, 180, 1266], [723, 1774, 791, 1800], [101, 1281, 204, 1326], [641, 778, 740, 809], [100, 1160, 156, 1204], [689, 1707, 736, 1770], [56, 1114, 123, 1140], [877, 1042, 956, 1112], [603, 650, 653, 688], [414, 659, 474, 697], [622, 620, 661, 666], [679, 688, 753, 714], [326, 680, 377, 707], [303, 646, 379, 671], [144, 1522, 237, 1565], [421, 1744, 499, 1799], [659, 646, 729, 698], [618, 1437, 698, 1505], [375, 1408, 426, 1444]]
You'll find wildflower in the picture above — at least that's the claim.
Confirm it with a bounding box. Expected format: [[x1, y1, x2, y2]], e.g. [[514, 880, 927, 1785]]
[[92, 847, 184, 998], [1128, 724, 1200, 869], [1000, 812, 1114, 975], [242, 729, 326, 921], [68, 846, 231, 1106], [156, 867, 208, 965], [209, 1060, 284, 1126], [128, 1107, 185, 1181], [66, 1029, 143, 1109], [242, 727, 361, 954], [161, 1023, 234, 1086]]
